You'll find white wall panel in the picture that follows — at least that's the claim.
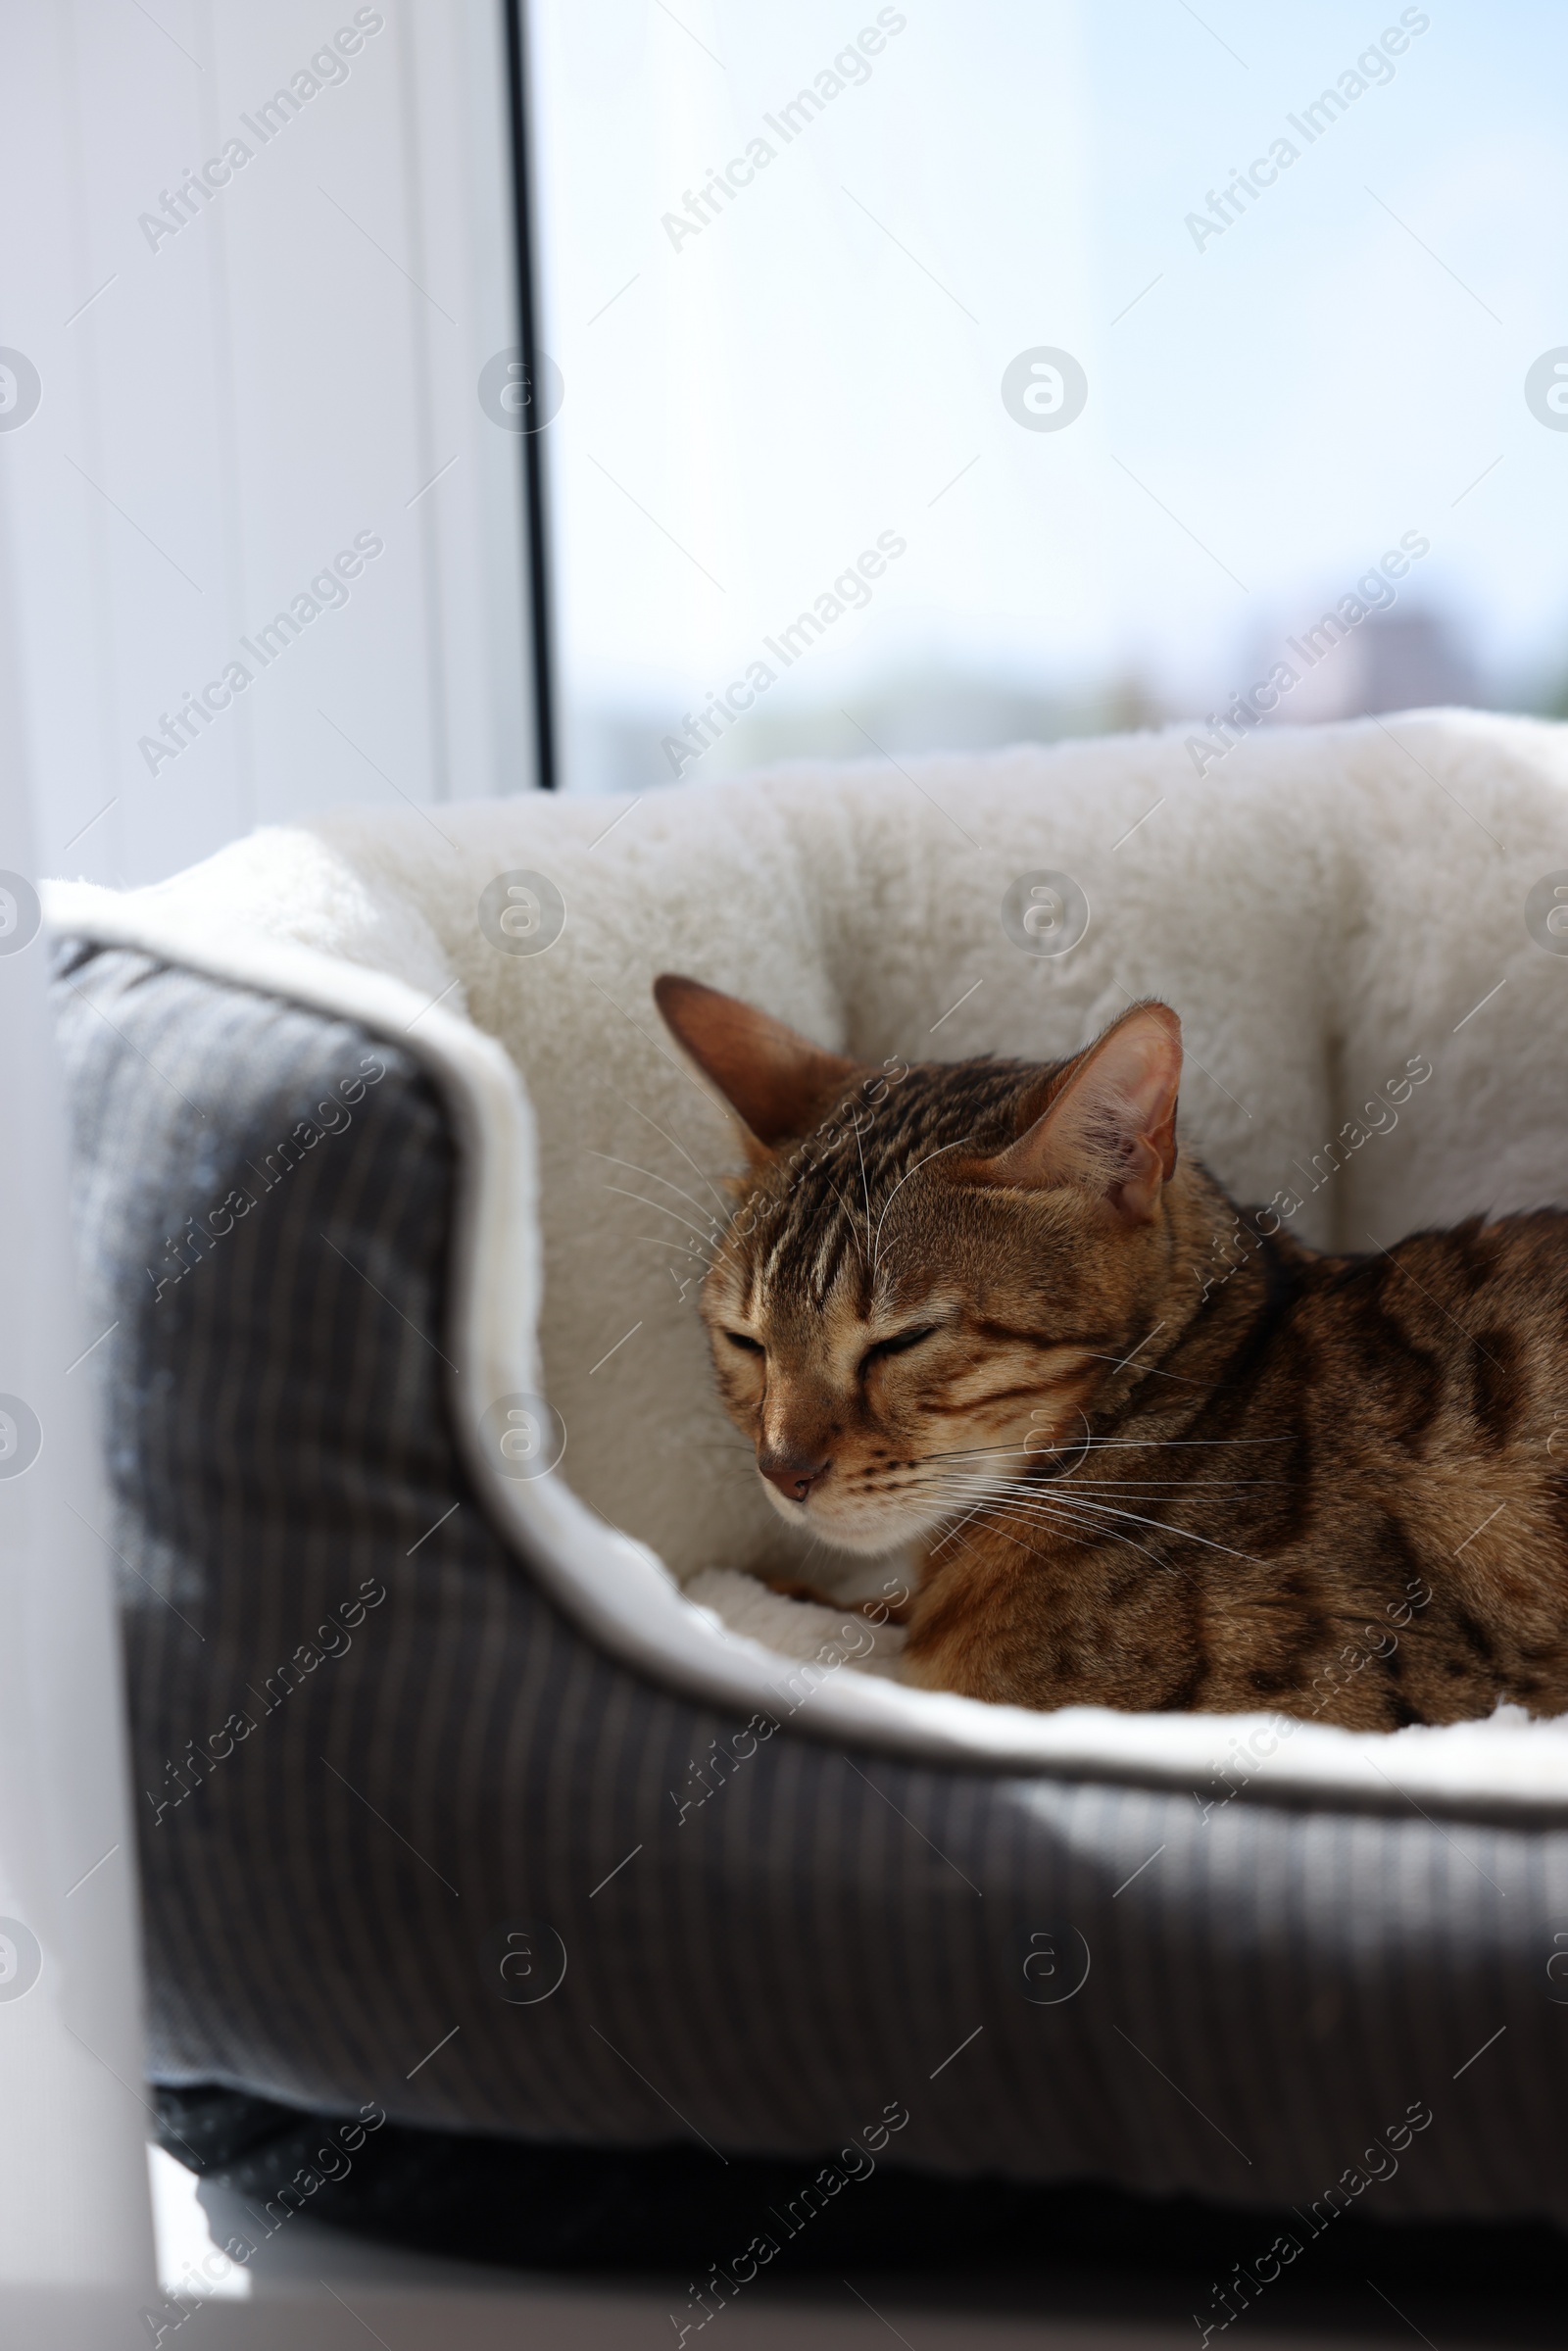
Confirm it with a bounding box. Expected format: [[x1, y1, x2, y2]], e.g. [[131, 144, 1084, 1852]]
[[3, 0, 535, 891]]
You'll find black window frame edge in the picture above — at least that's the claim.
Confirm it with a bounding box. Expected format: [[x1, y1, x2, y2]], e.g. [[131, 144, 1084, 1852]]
[[503, 0, 558, 792]]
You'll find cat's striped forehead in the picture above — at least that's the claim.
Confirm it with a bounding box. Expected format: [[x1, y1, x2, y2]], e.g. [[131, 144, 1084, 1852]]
[[726, 1056, 1053, 1311]]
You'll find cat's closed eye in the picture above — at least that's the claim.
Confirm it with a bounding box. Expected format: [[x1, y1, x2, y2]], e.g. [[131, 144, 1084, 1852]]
[[724, 1331, 764, 1355], [860, 1325, 939, 1369]]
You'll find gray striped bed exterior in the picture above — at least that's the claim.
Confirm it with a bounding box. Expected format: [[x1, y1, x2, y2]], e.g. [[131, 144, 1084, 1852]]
[[50, 942, 1568, 2229]]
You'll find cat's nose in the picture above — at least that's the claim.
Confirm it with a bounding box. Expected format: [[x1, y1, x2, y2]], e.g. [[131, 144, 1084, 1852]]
[[759, 1448, 831, 1503]]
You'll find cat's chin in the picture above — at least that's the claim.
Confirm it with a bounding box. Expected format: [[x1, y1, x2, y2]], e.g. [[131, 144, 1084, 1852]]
[[760, 1484, 941, 1558]]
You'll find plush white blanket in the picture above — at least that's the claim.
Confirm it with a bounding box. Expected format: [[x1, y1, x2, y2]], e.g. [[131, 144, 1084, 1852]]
[[46, 710, 1568, 1809]]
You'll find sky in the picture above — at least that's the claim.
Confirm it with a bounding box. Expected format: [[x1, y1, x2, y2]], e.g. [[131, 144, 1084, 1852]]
[[530, 0, 1568, 782]]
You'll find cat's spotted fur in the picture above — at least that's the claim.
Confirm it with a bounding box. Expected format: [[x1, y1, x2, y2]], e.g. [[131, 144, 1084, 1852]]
[[655, 974, 1568, 1728]]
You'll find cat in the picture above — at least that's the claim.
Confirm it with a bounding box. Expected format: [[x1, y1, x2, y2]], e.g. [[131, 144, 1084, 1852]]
[[654, 971, 1568, 1730]]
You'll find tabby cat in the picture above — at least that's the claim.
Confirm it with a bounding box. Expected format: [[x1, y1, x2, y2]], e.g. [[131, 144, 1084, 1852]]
[[654, 972, 1568, 1729]]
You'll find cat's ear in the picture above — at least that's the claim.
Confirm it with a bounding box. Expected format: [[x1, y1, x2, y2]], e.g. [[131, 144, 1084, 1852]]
[[981, 1002, 1182, 1224], [653, 974, 859, 1150]]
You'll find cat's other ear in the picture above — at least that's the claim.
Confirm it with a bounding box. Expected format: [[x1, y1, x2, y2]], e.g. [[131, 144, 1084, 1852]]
[[981, 1002, 1182, 1224], [653, 974, 859, 1151]]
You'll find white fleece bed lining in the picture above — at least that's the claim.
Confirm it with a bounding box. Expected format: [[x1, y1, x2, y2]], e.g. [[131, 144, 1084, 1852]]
[[45, 875, 1568, 1821]]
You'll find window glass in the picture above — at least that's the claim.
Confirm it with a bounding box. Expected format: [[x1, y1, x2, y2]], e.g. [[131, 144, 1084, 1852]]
[[531, 0, 1565, 793]]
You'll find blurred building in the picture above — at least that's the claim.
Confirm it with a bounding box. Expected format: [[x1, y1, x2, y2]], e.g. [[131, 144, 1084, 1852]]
[[564, 663, 1168, 796], [1245, 606, 1485, 727]]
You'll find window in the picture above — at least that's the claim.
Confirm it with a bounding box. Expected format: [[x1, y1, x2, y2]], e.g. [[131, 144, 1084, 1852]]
[[529, 0, 1564, 794]]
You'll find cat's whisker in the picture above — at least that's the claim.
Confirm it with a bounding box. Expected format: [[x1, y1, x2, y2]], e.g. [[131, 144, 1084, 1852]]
[[1074, 1351, 1223, 1390], [909, 1435, 1300, 1464], [603, 1184, 722, 1245], [978, 1501, 1170, 1572], [929, 1518, 985, 1566], [585, 1151, 721, 1226], [587, 1071, 733, 1215], [824, 1178, 868, 1272], [1072, 1435, 1298, 1449], [935, 1510, 1168, 1577], [926, 1484, 1003, 1548], [630, 1235, 712, 1262], [1063, 1479, 1287, 1491], [909, 1470, 1286, 1494], [871, 1135, 974, 1275], [990, 1487, 1281, 1587], [906, 1465, 1270, 1568], [919, 1466, 1146, 1509], [983, 1484, 1267, 1568], [915, 1443, 1035, 1462], [931, 1506, 1046, 1562], [925, 1483, 1170, 1572], [855, 1113, 875, 1272], [915, 1475, 1063, 1539], [901, 1456, 1277, 1491]]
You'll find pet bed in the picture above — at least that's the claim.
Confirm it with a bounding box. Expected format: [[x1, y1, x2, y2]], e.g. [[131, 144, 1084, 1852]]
[[44, 710, 1568, 2230]]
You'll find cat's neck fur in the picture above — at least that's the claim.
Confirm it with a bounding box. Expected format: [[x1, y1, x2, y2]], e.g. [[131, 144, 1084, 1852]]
[[1069, 1157, 1301, 1438]]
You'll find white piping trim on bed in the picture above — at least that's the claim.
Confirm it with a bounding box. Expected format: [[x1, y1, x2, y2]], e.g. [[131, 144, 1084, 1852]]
[[45, 879, 1568, 1822]]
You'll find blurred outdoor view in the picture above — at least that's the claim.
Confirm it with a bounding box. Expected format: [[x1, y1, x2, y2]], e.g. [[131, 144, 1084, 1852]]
[[530, 0, 1568, 793]]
